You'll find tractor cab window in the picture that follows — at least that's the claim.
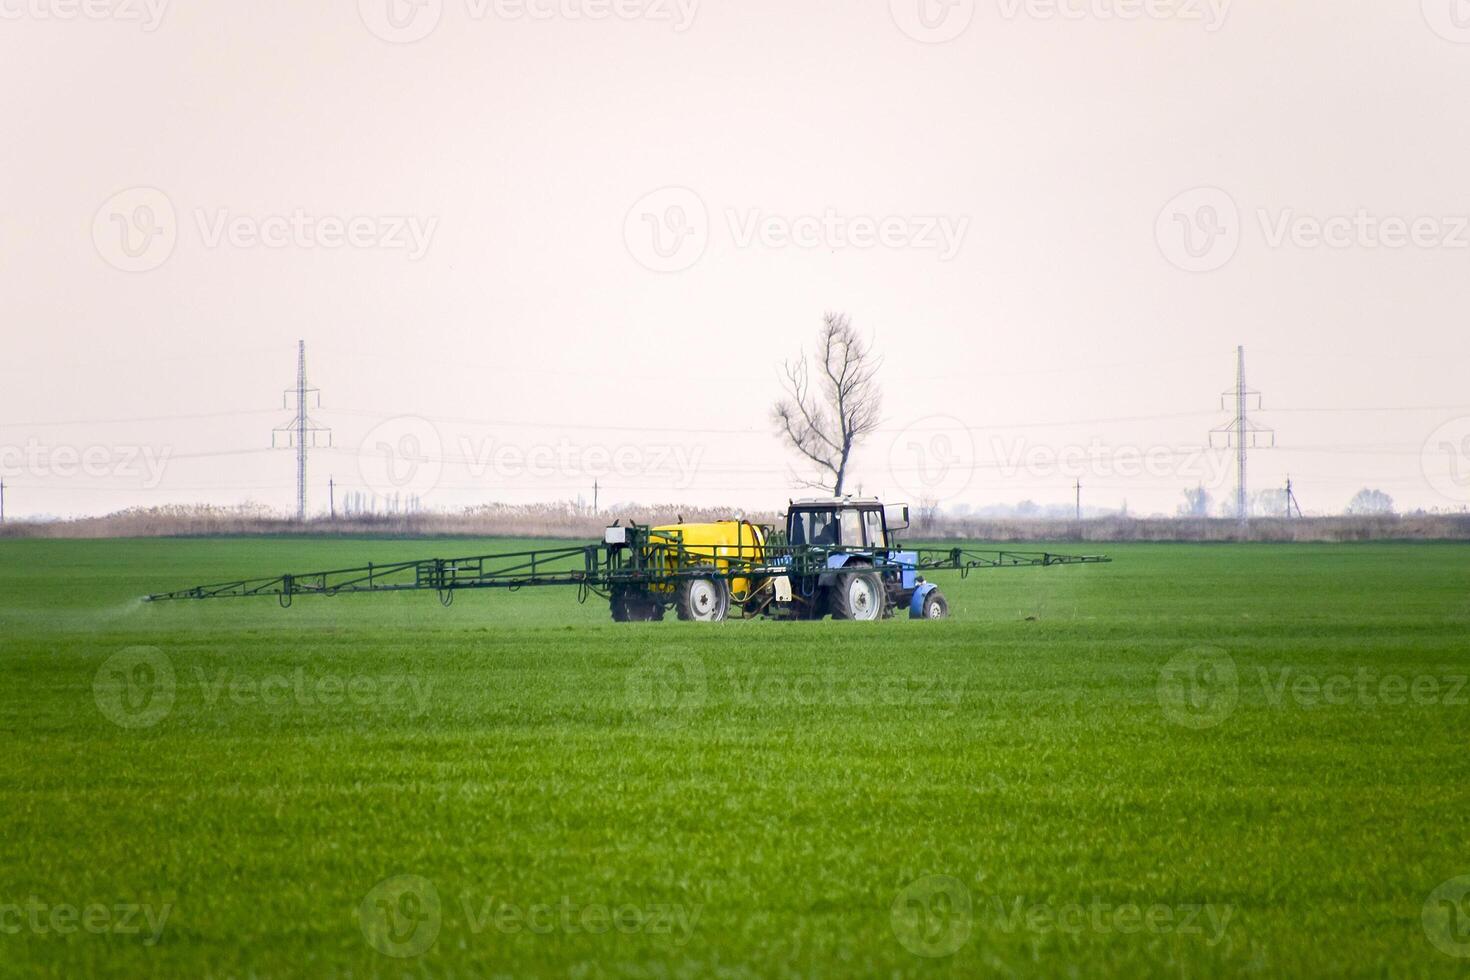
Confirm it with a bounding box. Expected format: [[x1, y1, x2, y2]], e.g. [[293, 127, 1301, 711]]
[[863, 508, 886, 548], [790, 509, 838, 547], [839, 510, 865, 547]]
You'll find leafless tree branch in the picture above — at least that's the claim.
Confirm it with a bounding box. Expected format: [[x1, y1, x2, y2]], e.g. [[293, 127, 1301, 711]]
[[770, 312, 883, 495]]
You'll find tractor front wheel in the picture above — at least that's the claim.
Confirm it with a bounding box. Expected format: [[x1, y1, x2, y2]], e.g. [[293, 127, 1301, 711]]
[[919, 589, 949, 620], [830, 569, 886, 622], [676, 570, 730, 622]]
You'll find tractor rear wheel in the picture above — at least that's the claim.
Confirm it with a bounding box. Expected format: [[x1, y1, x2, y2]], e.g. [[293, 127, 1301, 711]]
[[676, 570, 730, 622], [830, 569, 886, 622]]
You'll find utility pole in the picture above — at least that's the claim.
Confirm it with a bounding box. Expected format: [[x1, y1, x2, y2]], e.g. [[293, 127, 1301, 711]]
[[329, 476, 336, 519], [1075, 479, 1081, 521], [1211, 346, 1273, 528], [273, 341, 331, 521], [1285, 476, 1302, 519], [593, 479, 599, 515]]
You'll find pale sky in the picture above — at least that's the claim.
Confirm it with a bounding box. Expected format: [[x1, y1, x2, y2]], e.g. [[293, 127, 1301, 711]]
[[3, 0, 1470, 519]]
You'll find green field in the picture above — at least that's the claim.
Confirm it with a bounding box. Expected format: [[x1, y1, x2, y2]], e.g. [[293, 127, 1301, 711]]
[[2, 537, 1469, 978]]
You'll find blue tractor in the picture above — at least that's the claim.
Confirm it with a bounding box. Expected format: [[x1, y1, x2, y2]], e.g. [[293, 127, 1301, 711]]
[[781, 497, 948, 620]]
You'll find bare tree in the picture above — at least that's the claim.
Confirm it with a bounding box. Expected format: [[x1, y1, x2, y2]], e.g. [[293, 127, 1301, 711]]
[[771, 313, 883, 495]]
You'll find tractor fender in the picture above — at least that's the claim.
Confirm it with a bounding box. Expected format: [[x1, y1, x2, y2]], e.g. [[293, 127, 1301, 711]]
[[818, 552, 866, 588], [910, 581, 939, 619]]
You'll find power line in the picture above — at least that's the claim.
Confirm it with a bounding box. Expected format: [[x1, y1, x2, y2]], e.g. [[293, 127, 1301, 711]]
[[1211, 346, 1274, 525], [271, 341, 330, 521]]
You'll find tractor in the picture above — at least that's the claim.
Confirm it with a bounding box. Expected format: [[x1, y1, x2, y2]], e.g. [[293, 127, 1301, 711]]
[[143, 496, 1110, 620], [607, 497, 946, 622]]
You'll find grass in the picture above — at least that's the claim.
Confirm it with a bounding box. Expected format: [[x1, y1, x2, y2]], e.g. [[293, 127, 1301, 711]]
[[1, 537, 1469, 977]]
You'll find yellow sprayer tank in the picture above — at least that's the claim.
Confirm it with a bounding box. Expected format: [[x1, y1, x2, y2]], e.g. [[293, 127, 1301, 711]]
[[647, 519, 767, 602]]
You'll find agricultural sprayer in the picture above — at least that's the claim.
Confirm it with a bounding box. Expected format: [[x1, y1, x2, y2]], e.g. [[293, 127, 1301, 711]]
[[144, 498, 1110, 621]]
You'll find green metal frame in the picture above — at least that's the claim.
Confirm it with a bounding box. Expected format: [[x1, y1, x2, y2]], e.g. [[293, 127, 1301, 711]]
[[143, 523, 1110, 607]]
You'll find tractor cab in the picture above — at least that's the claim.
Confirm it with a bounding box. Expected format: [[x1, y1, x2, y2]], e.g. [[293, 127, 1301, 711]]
[[785, 497, 909, 552]]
